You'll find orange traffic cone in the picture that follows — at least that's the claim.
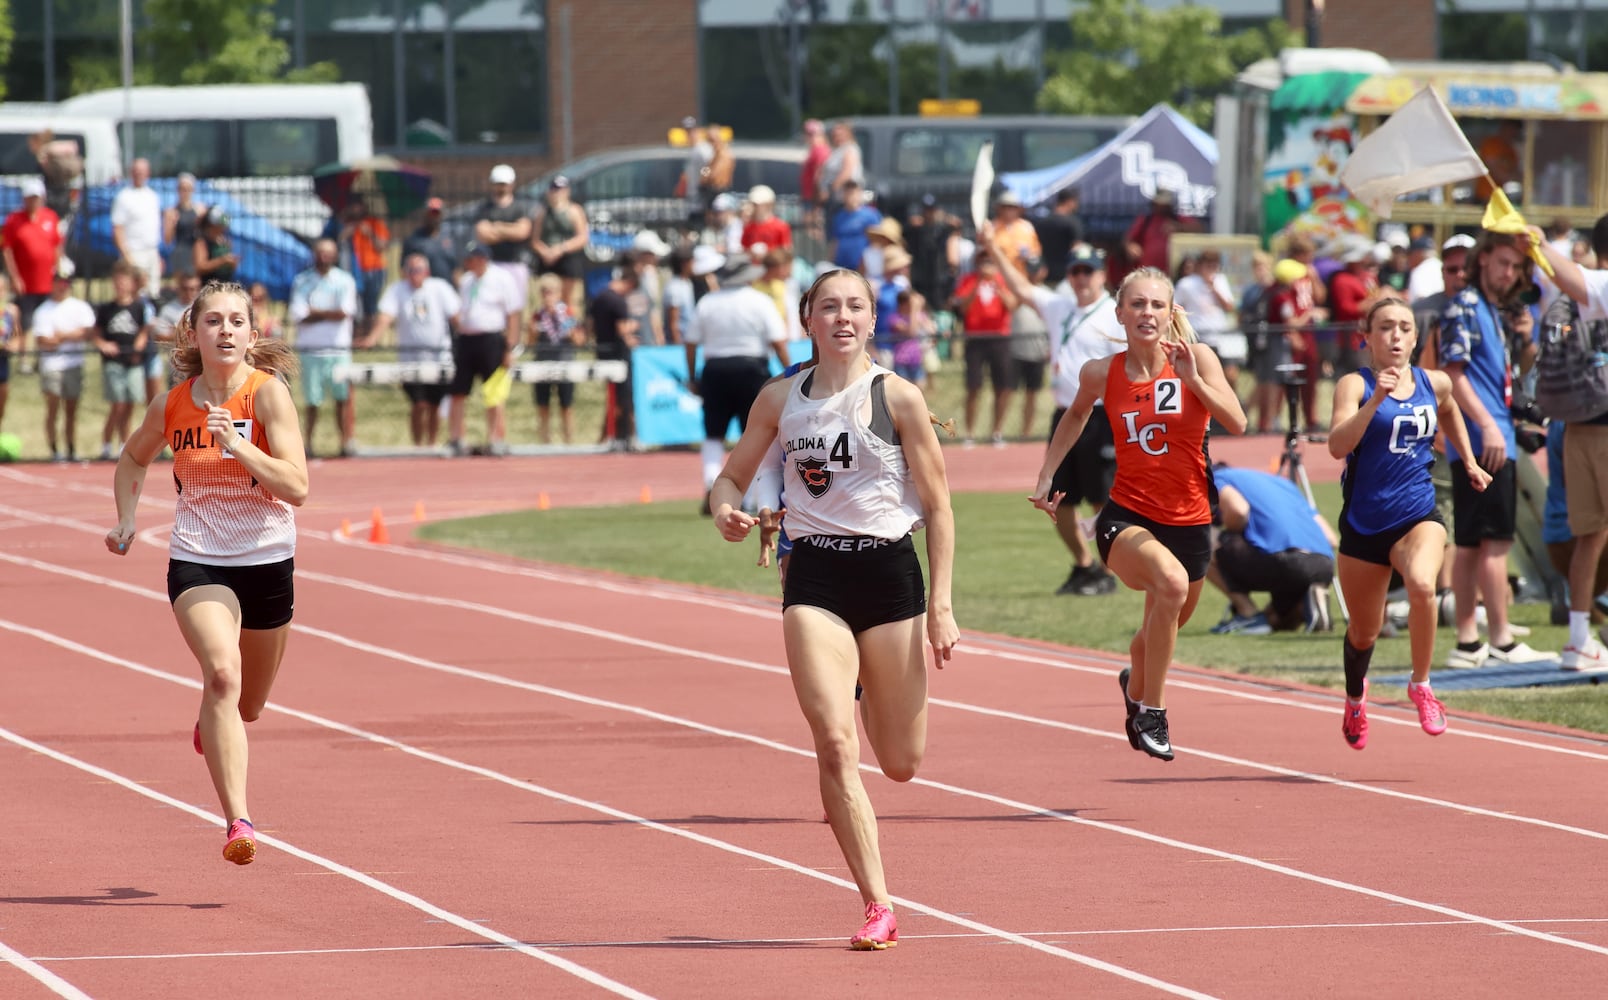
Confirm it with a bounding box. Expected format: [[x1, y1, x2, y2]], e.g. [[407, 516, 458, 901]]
[[339, 518, 352, 538], [1267, 453, 1281, 474], [640, 485, 653, 504], [413, 500, 426, 522], [369, 507, 390, 544], [537, 491, 551, 511]]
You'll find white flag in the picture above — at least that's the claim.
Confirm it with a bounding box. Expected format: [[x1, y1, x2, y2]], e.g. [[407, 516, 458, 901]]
[[971, 140, 995, 233], [1337, 87, 1487, 218]]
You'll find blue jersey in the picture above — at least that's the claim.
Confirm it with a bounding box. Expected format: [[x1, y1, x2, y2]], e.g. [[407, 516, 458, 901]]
[[1438, 287, 1517, 462], [1342, 367, 1439, 535], [1213, 467, 1333, 557]]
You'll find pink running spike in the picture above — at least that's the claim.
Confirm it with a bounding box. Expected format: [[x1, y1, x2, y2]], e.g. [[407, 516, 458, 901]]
[[223, 818, 256, 865], [850, 901, 898, 950], [1409, 683, 1448, 736], [1341, 682, 1368, 751]]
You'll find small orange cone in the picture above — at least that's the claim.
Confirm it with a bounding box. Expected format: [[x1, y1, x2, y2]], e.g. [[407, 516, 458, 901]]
[[413, 501, 426, 522], [1267, 453, 1281, 473], [369, 507, 390, 544], [339, 518, 351, 538], [639, 485, 653, 504], [537, 491, 551, 511]]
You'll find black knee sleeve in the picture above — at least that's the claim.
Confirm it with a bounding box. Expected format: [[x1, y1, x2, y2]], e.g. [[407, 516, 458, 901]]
[[1343, 636, 1374, 700]]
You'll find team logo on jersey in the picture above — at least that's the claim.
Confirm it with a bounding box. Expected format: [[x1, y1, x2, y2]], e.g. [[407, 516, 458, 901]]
[[796, 456, 833, 498]]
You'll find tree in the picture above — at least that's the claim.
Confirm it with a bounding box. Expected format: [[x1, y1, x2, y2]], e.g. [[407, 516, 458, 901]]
[[0, 0, 12, 102], [1038, 0, 1298, 126], [69, 0, 338, 96]]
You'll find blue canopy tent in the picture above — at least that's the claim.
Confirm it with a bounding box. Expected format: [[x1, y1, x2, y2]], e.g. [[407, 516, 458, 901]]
[[0, 178, 314, 302], [999, 104, 1219, 239]]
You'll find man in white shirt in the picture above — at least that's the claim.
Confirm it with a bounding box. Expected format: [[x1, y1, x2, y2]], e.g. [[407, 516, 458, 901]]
[[1173, 249, 1241, 381], [32, 258, 96, 461], [686, 256, 789, 505], [1531, 217, 1608, 670], [149, 272, 200, 401], [992, 238, 1126, 595], [450, 241, 523, 456], [1405, 235, 1444, 303], [289, 238, 361, 457], [371, 252, 461, 448], [111, 158, 163, 298]]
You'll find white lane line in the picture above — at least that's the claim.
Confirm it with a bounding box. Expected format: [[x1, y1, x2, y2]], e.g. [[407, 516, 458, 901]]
[[294, 567, 1608, 843], [8, 499, 1607, 762], [0, 733, 653, 998], [11, 613, 1608, 969], [0, 619, 1219, 1000], [35, 916, 1608, 963], [5, 548, 1608, 860], [0, 939, 94, 999], [320, 523, 1608, 756]]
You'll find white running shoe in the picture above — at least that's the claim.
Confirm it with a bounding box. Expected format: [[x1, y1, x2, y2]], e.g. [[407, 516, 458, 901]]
[[1561, 637, 1608, 673], [1485, 641, 1557, 665]]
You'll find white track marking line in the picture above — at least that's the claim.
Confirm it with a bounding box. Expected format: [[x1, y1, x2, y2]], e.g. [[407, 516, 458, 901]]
[[0, 734, 653, 998], [38, 916, 1608, 963], [7, 499, 1605, 760], [0, 940, 94, 999], [324, 523, 1608, 755], [6, 543, 1604, 843], [3, 546, 1608, 846], [0, 620, 1219, 1000], [9, 617, 1608, 965]]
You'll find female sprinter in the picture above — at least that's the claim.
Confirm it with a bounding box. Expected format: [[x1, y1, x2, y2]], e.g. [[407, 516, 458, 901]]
[[1326, 297, 1489, 748], [105, 281, 308, 864], [710, 268, 957, 950], [1031, 266, 1246, 761]]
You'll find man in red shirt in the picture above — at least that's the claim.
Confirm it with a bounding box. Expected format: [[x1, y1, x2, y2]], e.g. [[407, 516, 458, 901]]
[[798, 119, 830, 236], [952, 250, 1018, 445], [3, 177, 64, 333], [740, 185, 792, 252], [1327, 236, 1379, 373]]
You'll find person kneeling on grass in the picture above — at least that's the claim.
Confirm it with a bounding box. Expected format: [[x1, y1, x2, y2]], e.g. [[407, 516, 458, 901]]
[[1326, 297, 1488, 750], [1205, 464, 1337, 636]]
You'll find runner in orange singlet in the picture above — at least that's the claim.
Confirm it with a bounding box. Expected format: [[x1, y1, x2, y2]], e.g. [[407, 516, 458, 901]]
[[1031, 266, 1246, 761], [105, 281, 308, 864]]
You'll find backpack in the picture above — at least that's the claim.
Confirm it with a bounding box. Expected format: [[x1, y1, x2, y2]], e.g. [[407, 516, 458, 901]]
[[1534, 293, 1608, 423]]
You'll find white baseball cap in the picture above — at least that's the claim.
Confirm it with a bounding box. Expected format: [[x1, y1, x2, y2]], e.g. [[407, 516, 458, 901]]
[[20, 177, 45, 199], [748, 184, 776, 205], [488, 164, 516, 185]]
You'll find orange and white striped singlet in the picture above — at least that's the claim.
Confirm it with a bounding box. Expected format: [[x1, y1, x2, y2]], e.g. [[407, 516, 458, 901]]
[[164, 369, 296, 566]]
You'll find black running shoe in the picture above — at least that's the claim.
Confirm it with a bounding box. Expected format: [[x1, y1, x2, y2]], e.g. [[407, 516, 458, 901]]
[[1117, 668, 1140, 750], [1055, 564, 1093, 595], [1131, 708, 1174, 761]]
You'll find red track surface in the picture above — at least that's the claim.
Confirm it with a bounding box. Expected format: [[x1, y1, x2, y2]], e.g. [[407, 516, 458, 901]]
[[3, 442, 1604, 999]]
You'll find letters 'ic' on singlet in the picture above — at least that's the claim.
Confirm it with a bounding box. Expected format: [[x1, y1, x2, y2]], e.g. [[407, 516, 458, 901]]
[[1103, 350, 1213, 526]]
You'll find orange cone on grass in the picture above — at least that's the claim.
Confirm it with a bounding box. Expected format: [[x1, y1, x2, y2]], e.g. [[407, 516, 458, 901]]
[[369, 507, 390, 544], [640, 485, 653, 504], [537, 492, 551, 511]]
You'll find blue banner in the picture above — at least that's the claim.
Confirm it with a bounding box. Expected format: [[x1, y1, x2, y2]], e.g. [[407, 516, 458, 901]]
[[630, 345, 783, 447]]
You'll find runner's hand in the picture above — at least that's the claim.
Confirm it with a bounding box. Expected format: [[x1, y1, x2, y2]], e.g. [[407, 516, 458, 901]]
[[1371, 365, 1399, 400], [755, 506, 783, 567], [1465, 460, 1493, 493], [205, 403, 240, 450], [1029, 488, 1065, 521], [105, 524, 135, 555], [716, 504, 756, 543], [928, 608, 959, 670]]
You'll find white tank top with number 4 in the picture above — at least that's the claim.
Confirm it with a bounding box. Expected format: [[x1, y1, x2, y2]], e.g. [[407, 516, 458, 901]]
[[778, 363, 925, 540]]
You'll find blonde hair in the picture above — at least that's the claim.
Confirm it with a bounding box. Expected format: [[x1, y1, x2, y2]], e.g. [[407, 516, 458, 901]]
[[1116, 266, 1196, 345], [535, 273, 563, 297], [169, 281, 301, 383]]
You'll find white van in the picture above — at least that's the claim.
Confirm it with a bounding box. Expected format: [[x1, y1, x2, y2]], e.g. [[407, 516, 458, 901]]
[[58, 83, 375, 240]]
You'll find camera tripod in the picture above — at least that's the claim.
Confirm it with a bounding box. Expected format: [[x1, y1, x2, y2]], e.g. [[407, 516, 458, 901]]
[[1275, 364, 1350, 625]]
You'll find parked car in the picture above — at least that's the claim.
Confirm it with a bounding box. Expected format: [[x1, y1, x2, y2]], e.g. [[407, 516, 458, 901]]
[[442, 142, 807, 264], [849, 114, 1133, 225]]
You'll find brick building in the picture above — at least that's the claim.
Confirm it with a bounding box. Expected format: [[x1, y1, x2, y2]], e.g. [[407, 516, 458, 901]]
[[1284, 0, 1439, 61]]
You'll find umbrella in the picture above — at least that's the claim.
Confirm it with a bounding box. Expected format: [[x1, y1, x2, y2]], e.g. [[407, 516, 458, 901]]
[[313, 155, 432, 218]]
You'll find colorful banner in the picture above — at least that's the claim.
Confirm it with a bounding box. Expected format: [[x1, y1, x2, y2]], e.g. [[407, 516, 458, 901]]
[[630, 345, 785, 448], [1347, 72, 1608, 120]]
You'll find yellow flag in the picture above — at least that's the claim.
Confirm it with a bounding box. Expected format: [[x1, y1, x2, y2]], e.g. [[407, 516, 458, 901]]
[[481, 365, 513, 407], [1481, 189, 1555, 278]]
